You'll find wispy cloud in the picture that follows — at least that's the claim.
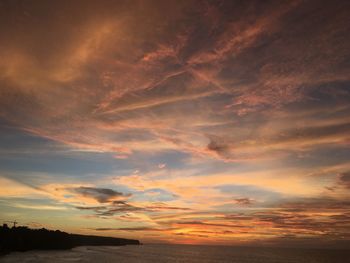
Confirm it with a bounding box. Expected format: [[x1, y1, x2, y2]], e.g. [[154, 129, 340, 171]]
[[0, 0, 350, 246]]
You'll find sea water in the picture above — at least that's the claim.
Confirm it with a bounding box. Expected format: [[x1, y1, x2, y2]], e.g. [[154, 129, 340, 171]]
[[1, 244, 349, 263]]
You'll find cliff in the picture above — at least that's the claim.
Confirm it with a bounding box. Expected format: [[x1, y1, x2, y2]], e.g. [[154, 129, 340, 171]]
[[0, 225, 140, 253]]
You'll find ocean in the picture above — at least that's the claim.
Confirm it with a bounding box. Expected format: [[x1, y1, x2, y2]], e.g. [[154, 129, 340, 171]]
[[1, 244, 349, 263]]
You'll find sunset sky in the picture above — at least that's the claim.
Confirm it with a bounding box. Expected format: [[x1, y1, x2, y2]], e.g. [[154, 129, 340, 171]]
[[0, 0, 350, 248]]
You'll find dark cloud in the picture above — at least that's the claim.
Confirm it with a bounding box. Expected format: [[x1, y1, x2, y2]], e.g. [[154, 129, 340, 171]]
[[256, 211, 350, 238], [146, 202, 191, 211], [72, 186, 128, 203], [101, 201, 142, 215], [280, 197, 350, 211], [215, 184, 281, 202], [76, 200, 142, 216], [75, 206, 106, 211], [176, 220, 246, 228], [324, 171, 350, 192], [207, 136, 230, 156], [175, 232, 209, 238], [222, 214, 254, 221], [75, 200, 192, 217], [95, 227, 175, 232], [234, 198, 253, 205], [339, 172, 350, 189], [223, 198, 350, 238], [273, 122, 350, 144]]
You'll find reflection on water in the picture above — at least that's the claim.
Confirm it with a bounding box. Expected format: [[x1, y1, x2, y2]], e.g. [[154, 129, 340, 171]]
[[1, 244, 349, 263]]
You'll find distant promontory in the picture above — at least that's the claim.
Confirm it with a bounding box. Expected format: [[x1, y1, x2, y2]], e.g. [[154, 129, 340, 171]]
[[0, 224, 140, 254]]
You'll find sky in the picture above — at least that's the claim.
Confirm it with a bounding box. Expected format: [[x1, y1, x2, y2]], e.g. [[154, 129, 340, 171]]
[[0, 0, 350, 248]]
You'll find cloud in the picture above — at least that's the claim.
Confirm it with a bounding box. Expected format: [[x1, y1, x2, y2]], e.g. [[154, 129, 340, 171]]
[[75, 200, 141, 216], [279, 197, 350, 211], [233, 198, 253, 206], [71, 186, 128, 203], [207, 136, 230, 157], [215, 184, 282, 203], [75, 200, 191, 218], [158, 163, 166, 169], [0, 176, 46, 198], [146, 203, 191, 212], [75, 206, 106, 211], [1, 0, 349, 162], [95, 226, 177, 232], [205, 120, 350, 161], [338, 172, 350, 189], [176, 220, 247, 229]]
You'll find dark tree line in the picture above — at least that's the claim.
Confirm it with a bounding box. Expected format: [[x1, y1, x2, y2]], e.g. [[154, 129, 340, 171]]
[[0, 224, 140, 254]]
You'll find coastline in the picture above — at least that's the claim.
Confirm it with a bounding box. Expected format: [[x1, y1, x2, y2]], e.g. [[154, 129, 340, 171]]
[[0, 225, 140, 255]]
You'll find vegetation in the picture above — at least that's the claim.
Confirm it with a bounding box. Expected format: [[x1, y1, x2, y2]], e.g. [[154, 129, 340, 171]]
[[0, 224, 140, 254]]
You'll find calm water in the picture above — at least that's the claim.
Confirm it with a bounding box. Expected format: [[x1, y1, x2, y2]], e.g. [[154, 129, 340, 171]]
[[1, 244, 349, 263]]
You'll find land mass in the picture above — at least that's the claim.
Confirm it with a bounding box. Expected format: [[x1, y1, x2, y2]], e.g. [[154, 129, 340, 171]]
[[0, 224, 140, 254]]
